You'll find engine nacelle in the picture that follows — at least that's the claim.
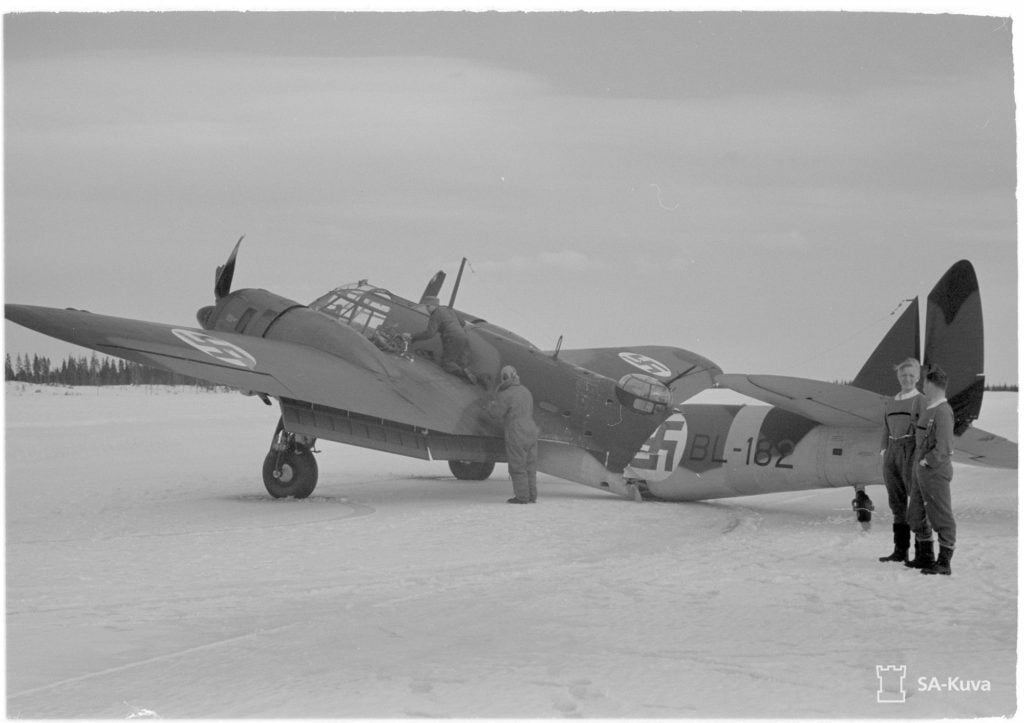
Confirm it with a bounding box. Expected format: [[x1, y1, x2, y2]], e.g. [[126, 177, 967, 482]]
[[615, 373, 671, 415], [198, 288, 390, 378]]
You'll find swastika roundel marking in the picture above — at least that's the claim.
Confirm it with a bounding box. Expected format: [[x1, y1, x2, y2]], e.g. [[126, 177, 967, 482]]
[[618, 352, 672, 378], [172, 329, 257, 369]]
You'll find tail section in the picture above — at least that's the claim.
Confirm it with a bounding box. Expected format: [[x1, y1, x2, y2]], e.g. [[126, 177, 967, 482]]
[[923, 260, 984, 434], [850, 299, 920, 395], [851, 260, 984, 435]]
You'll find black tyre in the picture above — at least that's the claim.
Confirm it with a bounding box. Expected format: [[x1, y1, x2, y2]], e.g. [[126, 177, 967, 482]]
[[448, 459, 495, 481], [263, 447, 319, 498]]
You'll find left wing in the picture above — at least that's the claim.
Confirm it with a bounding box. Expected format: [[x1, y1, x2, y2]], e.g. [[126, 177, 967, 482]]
[[556, 345, 721, 403], [5, 304, 492, 436]]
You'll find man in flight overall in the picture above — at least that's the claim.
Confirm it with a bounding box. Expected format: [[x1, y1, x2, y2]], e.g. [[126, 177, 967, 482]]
[[908, 366, 957, 576], [488, 365, 539, 504], [878, 358, 931, 564]]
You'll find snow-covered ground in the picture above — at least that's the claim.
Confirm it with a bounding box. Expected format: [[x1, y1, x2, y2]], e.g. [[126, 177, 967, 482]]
[[4, 383, 1018, 718]]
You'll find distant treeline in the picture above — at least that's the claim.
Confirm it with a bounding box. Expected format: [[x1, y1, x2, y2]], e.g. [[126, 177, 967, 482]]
[[5, 353, 218, 388], [5, 352, 1019, 391], [831, 378, 1016, 392]]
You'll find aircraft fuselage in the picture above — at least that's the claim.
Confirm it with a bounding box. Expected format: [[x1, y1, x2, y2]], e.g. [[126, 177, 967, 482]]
[[624, 404, 881, 501]]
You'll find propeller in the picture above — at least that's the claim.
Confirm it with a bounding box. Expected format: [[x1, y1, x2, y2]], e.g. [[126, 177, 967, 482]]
[[198, 235, 243, 329], [215, 235, 244, 300]]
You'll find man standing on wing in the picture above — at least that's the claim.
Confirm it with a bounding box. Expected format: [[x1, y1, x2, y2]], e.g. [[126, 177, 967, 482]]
[[406, 296, 476, 384]]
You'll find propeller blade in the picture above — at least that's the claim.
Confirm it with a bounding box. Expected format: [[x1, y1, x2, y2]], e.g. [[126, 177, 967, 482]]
[[214, 235, 244, 299], [419, 270, 446, 303]]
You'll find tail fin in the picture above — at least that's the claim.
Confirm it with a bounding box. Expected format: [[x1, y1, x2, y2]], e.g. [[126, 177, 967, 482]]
[[851, 298, 920, 395], [923, 260, 984, 434]]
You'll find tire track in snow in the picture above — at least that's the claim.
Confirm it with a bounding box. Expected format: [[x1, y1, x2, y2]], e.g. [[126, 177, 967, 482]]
[[10, 498, 376, 545], [7, 622, 303, 700]]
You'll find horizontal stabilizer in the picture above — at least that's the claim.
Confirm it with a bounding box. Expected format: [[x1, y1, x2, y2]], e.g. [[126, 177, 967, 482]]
[[953, 426, 1018, 469], [715, 374, 886, 428]]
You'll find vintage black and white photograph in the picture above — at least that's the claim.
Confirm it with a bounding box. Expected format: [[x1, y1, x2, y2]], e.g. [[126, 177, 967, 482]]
[[4, 7, 1018, 718]]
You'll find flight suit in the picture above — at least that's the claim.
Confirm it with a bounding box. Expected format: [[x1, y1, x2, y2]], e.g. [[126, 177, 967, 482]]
[[489, 381, 540, 502], [880, 391, 928, 530], [411, 306, 473, 378], [907, 400, 956, 550]]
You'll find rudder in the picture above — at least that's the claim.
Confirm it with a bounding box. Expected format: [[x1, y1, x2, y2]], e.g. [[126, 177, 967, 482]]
[[923, 260, 984, 434]]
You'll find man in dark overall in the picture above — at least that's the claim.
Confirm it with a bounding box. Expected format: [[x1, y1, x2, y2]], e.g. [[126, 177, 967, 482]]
[[488, 365, 539, 504], [878, 358, 931, 563], [407, 296, 476, 384], [907, 366, 957, 575]]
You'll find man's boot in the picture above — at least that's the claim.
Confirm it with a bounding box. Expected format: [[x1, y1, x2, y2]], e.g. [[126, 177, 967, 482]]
[[921, 546, 954, 576], [904, 537, 935, 569], [879, 523, 911, 562]]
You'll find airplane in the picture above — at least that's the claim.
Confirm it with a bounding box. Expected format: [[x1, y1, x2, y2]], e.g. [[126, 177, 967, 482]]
[[5, 246, 1016, 523]]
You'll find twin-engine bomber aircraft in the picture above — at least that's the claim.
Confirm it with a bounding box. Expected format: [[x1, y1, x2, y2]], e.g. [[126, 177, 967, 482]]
[[5, 246, 1015, 522]]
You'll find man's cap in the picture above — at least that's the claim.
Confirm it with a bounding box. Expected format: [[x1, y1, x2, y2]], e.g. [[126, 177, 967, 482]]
[[422, 296, 440, 306]]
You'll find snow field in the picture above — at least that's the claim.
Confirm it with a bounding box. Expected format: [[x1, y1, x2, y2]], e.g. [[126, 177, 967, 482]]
[[5, 384, 1018, 717]]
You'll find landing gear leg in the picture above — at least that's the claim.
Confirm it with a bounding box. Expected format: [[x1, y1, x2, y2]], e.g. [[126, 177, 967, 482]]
[[262, 418, 319, 498], [851, 485, 874, 530]]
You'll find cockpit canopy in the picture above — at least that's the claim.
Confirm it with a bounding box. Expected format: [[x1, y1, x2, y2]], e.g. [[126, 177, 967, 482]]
[[309, 281, 411, 337], [309, 280, 539, 350]]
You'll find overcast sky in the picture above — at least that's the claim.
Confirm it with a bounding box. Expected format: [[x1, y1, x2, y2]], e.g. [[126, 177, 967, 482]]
[[3, 11, 1018, 384]]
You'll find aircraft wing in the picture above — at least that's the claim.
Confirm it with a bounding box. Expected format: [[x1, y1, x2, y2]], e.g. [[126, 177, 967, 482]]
[[5, 304, 490, 435], [715, 374, 886, 428], [952, 426, 1018, 469], [556, 345, 722, 404]]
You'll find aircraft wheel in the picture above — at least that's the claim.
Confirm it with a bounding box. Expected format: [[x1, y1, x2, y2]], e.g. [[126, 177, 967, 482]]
[[263, 446, 319, 499], [448, 460, 495, 481], [852, 489, 874, 524]]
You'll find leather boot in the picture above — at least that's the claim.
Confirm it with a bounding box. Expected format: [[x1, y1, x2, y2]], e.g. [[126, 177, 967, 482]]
[[904, 538, 935, 569], [921, 546, 954, 575], [879, 523, 911, 562]]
